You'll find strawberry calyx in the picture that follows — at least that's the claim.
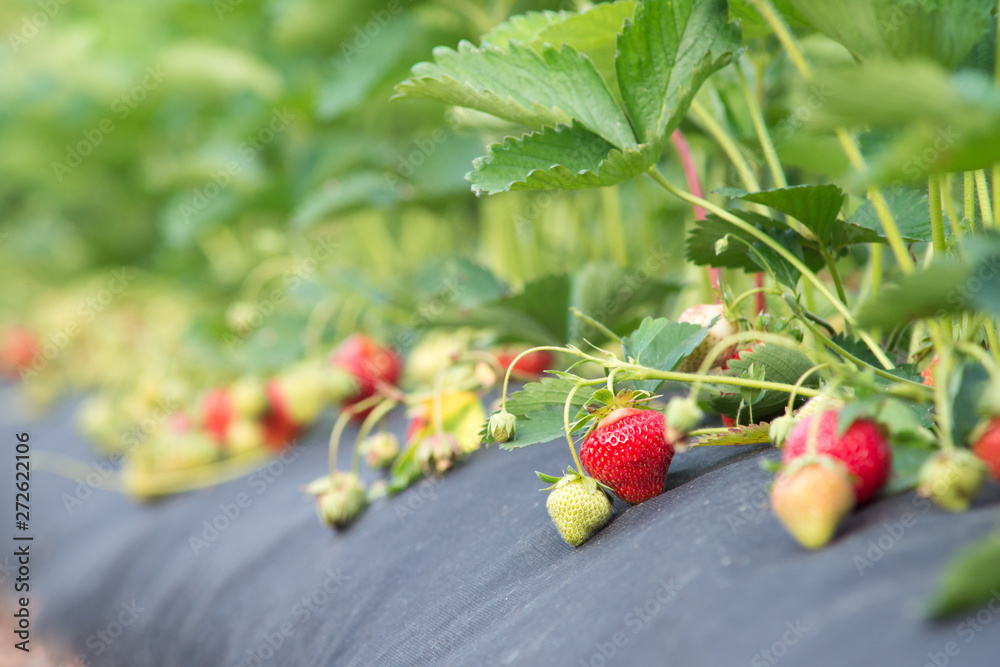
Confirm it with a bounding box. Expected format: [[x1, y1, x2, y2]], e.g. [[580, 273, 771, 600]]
[[536, 468, 613, 497], [578, 389, 657, 438]]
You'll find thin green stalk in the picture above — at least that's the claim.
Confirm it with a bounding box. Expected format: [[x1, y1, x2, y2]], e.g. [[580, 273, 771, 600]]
[[942, 173, 961, 242], [955, 342, 1000, 381], [929, 174, 946, 255], [797, 315, 931, 395], [624, 366, 821, 398], [870, 245, 883, 299], [817, 244, 848, 304], [499, 346, 572, 412], [351, 399, 398, 475], [987, 322, 1000, 366], [328, 394, 384, 477], [730, 286, 781, 312], [976, 169, 995, 228], [601, 186, 628, 266], [690, 99, 760, 192], [746, 0, 812, 80], [932, 350, 957, 452], [785, 363, 835, 413], [564, 381, 599, 474], [736, 65, 787, 188], [964, 171, 976, 233], [646, 166, 894, 368]]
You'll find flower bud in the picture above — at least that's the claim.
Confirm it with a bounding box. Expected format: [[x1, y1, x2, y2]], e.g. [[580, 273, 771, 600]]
[[664, 397, 703, 438], [489, 410, 518, 443], [363, 432, 400, 469], [917, 449, 986, 512], [316, 472, 367, 527]]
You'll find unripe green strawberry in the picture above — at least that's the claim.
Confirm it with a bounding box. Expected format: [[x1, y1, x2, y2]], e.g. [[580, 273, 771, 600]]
[[273, 366, 328, 425], [308, 472, 367, 527], [917, 449, 987, 512], [489, 410, 517, 443], [362, 432, 400, 469], [771, 457, 856, 550], [230, 376, 267, 418], [226, 418, 266, 454], [676, 304, 738, 373], [543, 473, 612, 547], [971, 417, 1000, 482], [664, 396, 703, 440]]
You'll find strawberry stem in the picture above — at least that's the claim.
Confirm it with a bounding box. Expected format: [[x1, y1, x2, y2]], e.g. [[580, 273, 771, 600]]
[[563, 380, 600, 474], [350, 399, 398, 475], [499, 345, 577, 412], [328, 394, 384, 478], [646, 166, 894, 371]]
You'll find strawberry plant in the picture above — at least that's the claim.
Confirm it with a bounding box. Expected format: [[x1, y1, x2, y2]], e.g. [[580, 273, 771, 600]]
[[397, 0, 1000, 614]]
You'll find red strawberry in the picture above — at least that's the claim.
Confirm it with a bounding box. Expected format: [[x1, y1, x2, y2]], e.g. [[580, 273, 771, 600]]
[[721, 415, 737, 428], [581, 408, 674, 504], [676, 304, 738, 373], [261, 380, 301, 450], [330, 334, 401, 419], [921, 354, 940, 387], [202, 388, 234, 445], [782, 409, 891, 504], [1, 327, 40, 378], [495, 347, 553, 378], [972, 417, 1000, 481], [771, 457, 856, 549]]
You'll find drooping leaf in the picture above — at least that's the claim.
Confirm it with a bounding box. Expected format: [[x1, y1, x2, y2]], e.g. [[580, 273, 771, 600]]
[[685, 210, 826, 286], [926, 534, 1000, 618], [397, 41, 636, 148], [708, 344, 819, 423], [615, 0, 740, 142], [691, 422, 772, 447], [950, 361, 991, 448], [621, 317, 713, 393], [468, 123, 661, 194]]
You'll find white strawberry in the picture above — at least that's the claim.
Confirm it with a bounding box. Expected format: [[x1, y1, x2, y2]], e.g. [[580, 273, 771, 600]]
[[676, 304, 737, 373]]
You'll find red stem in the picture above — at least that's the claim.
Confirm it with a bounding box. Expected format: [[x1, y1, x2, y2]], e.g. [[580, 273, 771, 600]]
[[670, 130, 720, 301]]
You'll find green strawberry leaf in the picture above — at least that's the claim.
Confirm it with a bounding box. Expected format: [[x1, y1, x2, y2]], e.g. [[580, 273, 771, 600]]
[[485, 378, 603, 449], [467, 123, 661, 195], [719, 184, 887, 251], [848, 187, 935, 243], [708, 344, 819, 423], [883, 440, 935, 496], [926, 534, 1000, 618], [691, 422, 772, 447], [621, 317, 713, 393], [685, 210, 826, 285], [950, 361, 991, 447], [397, 41, 636, 148], [524, 1, 640, 95], [784, 0, 993, 69], [855, 260, 972, 328], [616, 0, 740, 143], [480, 11, 570, 48]]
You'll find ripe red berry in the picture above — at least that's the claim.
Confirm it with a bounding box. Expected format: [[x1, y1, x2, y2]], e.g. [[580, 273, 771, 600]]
[[0, 327, 40, 378], [202, 388, 235, 445], [921, 354, 940, 387], [782, 409, 891, 504], [330, 335, 401, 419], [581, 408, 674, 504], [972, 417, 1000, 482], [495, 347, 553, 377], [261, 380, 301, 450]]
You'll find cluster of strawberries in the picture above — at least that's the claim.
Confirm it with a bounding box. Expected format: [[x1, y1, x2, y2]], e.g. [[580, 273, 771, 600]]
[[536, 306, 1000, 550]]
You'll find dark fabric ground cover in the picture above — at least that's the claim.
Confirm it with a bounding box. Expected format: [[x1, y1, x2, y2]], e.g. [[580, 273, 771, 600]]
[[4, 395, 1000, 667]]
